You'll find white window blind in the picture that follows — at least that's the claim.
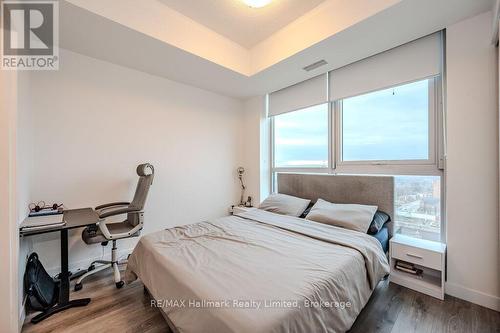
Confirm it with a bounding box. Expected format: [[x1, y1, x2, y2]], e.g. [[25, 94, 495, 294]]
[[329, 32, 442, 101], [268, 74, 328, 117]]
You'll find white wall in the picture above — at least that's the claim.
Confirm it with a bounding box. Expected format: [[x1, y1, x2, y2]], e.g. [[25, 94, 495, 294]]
[[0, 60, 21, 333], [445, 11, 499, 310], [241, 96, 270, 205], [16, 71, 33, 328], [18, 49, 245, 275]]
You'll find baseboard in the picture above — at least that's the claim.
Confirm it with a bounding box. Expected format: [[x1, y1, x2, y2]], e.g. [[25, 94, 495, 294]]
[[445, 282, 500, 311], [45, 247, 135, 278]]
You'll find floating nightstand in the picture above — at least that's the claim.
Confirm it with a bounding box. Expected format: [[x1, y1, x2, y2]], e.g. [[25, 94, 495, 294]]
[[389, 234, 446, 300]]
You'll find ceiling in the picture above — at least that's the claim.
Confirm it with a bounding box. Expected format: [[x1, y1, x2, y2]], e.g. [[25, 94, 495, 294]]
[[61, 0, 495, 98], [158, 0, 327, 48]]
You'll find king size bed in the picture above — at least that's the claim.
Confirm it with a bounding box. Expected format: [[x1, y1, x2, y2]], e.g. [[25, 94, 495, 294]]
[[125, 174, 394, 333]]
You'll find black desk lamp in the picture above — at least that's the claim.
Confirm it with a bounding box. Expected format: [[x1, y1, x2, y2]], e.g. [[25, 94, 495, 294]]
[[237, 167, 246, 206]]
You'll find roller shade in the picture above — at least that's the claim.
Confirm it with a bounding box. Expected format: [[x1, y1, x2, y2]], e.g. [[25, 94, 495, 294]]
[[269, 74, 328, 117], [329, 32, 442, 100]]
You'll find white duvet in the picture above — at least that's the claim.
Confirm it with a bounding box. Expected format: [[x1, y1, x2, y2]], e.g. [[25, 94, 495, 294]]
[[125, 208, 389, 333]]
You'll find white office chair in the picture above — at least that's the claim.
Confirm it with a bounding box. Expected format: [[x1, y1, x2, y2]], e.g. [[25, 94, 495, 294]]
[[74, 163, 154, 290]]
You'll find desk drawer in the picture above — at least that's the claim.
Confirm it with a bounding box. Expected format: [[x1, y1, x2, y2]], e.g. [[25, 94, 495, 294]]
[[392, 243, 442, 270]]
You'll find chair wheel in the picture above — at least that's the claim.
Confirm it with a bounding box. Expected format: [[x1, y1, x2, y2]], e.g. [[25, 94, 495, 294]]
[[88, 264, 95, 271], [74, 283, 82, 292], [116, 281, 124, 289]]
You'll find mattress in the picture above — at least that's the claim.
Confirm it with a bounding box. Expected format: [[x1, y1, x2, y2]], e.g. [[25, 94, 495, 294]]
[[125, 208, 389, 333]]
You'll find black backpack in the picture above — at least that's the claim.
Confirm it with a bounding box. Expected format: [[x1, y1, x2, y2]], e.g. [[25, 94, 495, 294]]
[[24, 253, 59, 311]]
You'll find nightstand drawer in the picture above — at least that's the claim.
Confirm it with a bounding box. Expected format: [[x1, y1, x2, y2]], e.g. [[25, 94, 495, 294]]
[[391, 242, 442, 270]]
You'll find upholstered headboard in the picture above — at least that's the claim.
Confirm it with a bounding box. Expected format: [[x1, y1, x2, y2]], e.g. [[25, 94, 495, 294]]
[[277, 173, 395, 236]]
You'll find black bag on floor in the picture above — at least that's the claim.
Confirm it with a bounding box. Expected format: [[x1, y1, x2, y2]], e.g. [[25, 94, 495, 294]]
[[24, 252, 58, 311]]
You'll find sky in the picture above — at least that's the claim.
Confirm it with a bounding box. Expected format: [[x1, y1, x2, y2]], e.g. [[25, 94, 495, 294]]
[[274, 79, 429, 167]]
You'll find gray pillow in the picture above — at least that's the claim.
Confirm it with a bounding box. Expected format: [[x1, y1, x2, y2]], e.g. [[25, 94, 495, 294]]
[[367, 211, 390, 235], [259, 193, 311, 217], [305, 198, 378, 233]]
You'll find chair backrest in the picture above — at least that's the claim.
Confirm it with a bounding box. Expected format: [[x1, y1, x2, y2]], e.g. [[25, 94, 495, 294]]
[[129, 163, 154, 211]]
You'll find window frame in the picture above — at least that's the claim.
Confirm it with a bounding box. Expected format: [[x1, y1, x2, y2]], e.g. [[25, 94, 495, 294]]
[[392, 174, 444, 242], [269, 76, 445, 241], [270, 103, 333, 193], [270, 102, 332, 167], [271, 77, 443, 176], [334, 77, 440, 174]]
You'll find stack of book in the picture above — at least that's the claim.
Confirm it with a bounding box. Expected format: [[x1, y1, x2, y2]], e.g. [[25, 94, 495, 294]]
[[395, 260, 423, 277], [28, 207, 63, 217]]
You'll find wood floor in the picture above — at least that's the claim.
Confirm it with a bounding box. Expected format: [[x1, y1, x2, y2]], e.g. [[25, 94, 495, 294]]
[[22, 268, 500, 333]]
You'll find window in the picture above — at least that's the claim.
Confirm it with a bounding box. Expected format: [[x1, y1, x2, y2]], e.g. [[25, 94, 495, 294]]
[[273, 104, 329, 168], [394, 176, 441, 241], [341, 80, 430, 162], [270, 78, 443, 241]]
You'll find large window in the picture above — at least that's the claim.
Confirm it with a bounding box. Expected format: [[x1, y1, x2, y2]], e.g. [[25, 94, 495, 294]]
[[394, 176, 441, 241], [273, 104, 329, 168], [341, 80, 430, 162], [270, 78, 443, 241]]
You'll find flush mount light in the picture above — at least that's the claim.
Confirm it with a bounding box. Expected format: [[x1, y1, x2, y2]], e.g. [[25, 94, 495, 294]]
[[242, 0, 272, 8]]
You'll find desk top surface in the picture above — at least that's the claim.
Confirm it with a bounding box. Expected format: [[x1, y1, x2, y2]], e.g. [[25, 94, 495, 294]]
[[63, 208, 100, 228], [20, 208, 100, 236]]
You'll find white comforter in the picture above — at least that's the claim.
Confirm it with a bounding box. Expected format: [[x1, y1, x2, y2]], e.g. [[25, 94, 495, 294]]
[[125, 208, 389, 333]]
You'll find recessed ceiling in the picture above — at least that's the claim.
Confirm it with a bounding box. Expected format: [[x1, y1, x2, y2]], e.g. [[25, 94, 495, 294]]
[[62, 0, 495, 98], [158, 0, 327, 48]]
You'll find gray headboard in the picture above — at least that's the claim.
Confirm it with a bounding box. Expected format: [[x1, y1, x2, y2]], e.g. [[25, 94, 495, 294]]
[[277, 173, 395, 236]]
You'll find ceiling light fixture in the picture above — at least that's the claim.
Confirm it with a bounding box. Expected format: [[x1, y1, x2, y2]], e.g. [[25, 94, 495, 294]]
[[242, 0, 272, 8]]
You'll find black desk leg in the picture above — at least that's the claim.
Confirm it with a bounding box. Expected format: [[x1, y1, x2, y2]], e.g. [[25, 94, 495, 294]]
[[59, 228, 70, 302], [31, 229, 90, 324]]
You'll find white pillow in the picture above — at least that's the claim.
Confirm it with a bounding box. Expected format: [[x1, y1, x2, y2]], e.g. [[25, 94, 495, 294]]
[[259, 193, 311, 217], [305, 198, 377, 233]]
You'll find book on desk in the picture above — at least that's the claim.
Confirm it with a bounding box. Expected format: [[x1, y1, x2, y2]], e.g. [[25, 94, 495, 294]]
[[20, 212, 66, 232], [28, 206, 64, 217]]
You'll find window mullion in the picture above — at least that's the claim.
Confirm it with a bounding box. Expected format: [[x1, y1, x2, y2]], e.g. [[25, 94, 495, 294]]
[[328, 101, 334, 172], [333, 100, 342, 173], [270, 116, 275, 193]]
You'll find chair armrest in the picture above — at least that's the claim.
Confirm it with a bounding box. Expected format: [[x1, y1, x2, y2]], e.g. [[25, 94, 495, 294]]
[[98, 206, 140, 219], [99, 222, 143, 240], [95, 202, 130, 210], [98, 210, 144, 240]]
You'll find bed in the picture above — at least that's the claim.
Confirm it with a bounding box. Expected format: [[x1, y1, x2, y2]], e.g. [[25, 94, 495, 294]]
[[125, 174, 393, 333]]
